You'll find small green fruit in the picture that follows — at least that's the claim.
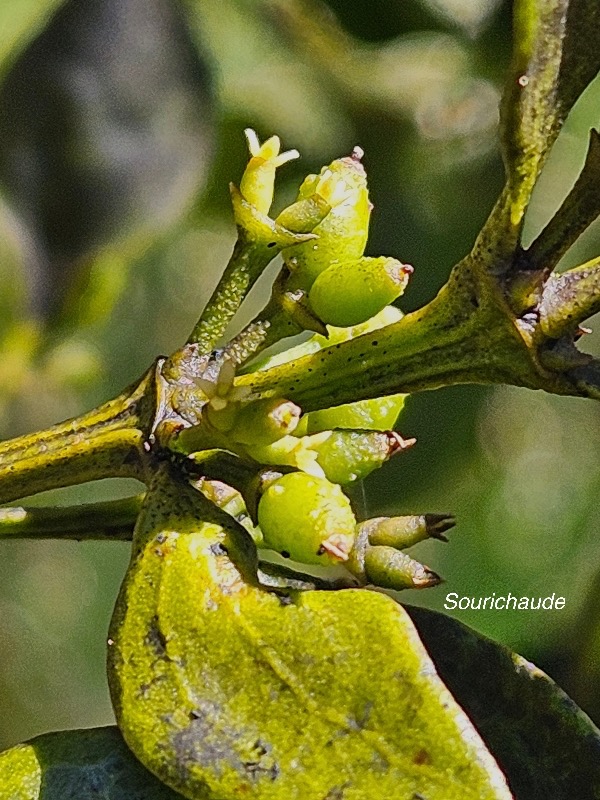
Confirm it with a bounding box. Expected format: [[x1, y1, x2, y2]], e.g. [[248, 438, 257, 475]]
[[299, 394, 406, 433], [257, 472, 356, 565], [314, 430, 413, 484]]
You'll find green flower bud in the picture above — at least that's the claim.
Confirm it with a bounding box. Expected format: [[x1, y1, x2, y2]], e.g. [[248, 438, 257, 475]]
[[275, 194, 332, 234], [230, 397, 301, 446], [360, 514, 456, 548], [313, 430, 415, 484], [247, 431, 331, 476], [239, 128, 299, 215], [308, 257, 413, 328], [283, 149, 371, 289], [257, 472, 356, 565], [363, 546, 441, 590], [298, 394, 407, 434]]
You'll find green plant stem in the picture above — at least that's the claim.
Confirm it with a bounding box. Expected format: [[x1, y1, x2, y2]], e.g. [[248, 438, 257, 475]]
[[237, 262, 591, 410], [187, 237, 300, 354], [0, 493, 356, 591], [186, 196, 318, 354], [0, 369, 155, 506], [0, 495, 143, 540], [526, 130, 600, 272], [234, 300, 303, 371], [187, 237, 258, 351], [539, 257, 600, 338]]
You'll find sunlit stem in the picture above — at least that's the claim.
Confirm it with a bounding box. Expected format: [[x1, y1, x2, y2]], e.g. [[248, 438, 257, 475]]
[[0, 495, 143, 540], [187, 236, 263, 352], [236, 263, 553, 410], [526, 130, 600, 274], [538, 257, 600, 339], [233, 298, 304, 371], [0, 370, 154, 505]]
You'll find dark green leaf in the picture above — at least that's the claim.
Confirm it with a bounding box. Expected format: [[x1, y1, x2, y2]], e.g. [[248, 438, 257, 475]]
[[0, 726, 183, 799], [407, 606, 600, 800]]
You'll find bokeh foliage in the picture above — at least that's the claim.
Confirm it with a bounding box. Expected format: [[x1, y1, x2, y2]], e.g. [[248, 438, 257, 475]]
[[1, 0, 600, 751]]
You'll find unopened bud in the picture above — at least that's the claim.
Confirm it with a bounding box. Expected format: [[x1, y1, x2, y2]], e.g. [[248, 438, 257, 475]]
[[313, 430, 415, 485], [359, 513, 455, 549], [363, 546, 442, 590], [309, 257, 413, 328], [257, 472, 356, 565], [283, 154, 371, 288], [231, 397, 301, 446], [240, 128, 299, 215]]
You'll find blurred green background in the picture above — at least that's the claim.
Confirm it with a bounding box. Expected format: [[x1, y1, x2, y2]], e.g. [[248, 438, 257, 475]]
[[1, 0, 600, 750]]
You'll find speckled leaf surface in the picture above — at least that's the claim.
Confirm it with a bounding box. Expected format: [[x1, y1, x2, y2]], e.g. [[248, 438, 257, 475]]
[[108, 465, 512, 800], [0, 726, 183, 800], [407, 606, 600, 800]]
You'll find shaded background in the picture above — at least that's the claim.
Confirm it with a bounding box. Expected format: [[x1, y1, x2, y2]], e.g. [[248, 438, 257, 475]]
[[1, 0, 600, 749]]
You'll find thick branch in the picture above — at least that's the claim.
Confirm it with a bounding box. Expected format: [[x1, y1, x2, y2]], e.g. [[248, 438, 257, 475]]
[[238, 260, 600, 408], [238, 264, 531, 406], [0, 368, 155, 505]]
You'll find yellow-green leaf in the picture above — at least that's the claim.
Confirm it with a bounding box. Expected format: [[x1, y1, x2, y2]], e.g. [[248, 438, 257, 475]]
[[108, 465, 512, 800]]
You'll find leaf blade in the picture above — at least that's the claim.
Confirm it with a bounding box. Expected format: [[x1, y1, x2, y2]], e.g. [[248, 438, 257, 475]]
[[0, 726, 183, 799], [407, 606, 600, 800], [108, 467, 513, 800]]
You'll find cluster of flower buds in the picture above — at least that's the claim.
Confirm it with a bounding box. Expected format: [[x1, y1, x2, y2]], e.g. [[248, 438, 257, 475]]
[[170, 131, 455, 591], [229, 131, 413, 338], [194, 466, 454, 591], [274, 139, 413, 330]]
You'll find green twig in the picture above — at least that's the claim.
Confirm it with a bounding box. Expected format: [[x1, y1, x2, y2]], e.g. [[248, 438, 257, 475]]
[[236, 265, 537, 406], [0, 367, 156, 505], [0, 495, 142, 540], [186, 187, 316, 352], [526, 130, 600, 273]]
